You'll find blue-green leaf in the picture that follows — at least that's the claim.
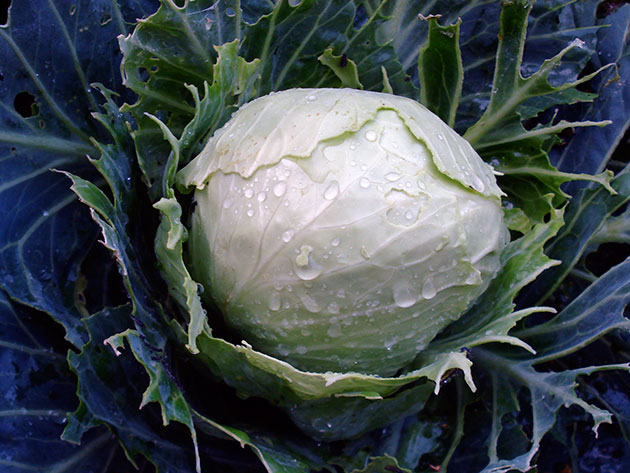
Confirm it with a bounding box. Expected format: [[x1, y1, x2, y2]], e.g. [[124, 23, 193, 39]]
[[0, 291, 127, 472]]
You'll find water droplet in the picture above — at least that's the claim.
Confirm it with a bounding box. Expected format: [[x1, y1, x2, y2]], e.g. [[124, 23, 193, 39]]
[[281, 229, 295, 242], [257, 191, 267, 202], [393, 280, 417, 308], [404, 210, 413, 220], [244, 188, 254, 198], [384, 337, 397, 350], [385, 172, 400, 182], [269, 293, 281, 311], [307, 94, 317, 101], [42, 210, 50, 217], [359, 178, 370, 188], [301, 294, 321, 312], [365, 130, 377, 142], [278, 345, 290, 356], [360, 246, 370, 259], [328, 302, 340, 314], [331, 237, 340, 247], [437, 134, 444, 141], [296, 346, 308, 354], [225, 7, 236, 16], [337, 289, 346, 299], [471, 174, 485, 192], [247, 208, 255, 217], [222, 198, 233, 209], [324, 181, 340, 200], [422, 279, 437, 299], [327, 325, 342, 337]]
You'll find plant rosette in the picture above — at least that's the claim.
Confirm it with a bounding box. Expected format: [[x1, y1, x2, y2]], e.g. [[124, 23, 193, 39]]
[[153, 87, 534, 440]]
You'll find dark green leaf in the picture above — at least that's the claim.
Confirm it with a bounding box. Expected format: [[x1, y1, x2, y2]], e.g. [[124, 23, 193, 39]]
[[66, 306, 200, 472], [473, 346, 624, 473], [520, 169, 630, 304], [517, 256, 630, 363], [0, 291, 126, 472], [0, 0, 158, 345], [351, 454, 410, 473], [553, 4, 630, 179], [418, 15, 463, 127]]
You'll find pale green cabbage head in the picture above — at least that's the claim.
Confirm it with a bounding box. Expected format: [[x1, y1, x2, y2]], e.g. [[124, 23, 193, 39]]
[[178, 88, 508, 377]]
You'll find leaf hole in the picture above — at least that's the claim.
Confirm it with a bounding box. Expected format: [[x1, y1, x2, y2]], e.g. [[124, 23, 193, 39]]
[[14, 91, 38, 118], [597, 0, 626, 18], [354, 4, 368, 29], [611, 201, 627, 218], [585, 242, 630, 277], [0, 0, 10, 26], [137, 67, 150, 83], [609, 126, 630, 169]]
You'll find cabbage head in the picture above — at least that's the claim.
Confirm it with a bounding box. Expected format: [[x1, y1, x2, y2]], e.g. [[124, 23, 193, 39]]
[[177, 88, 508, 378]]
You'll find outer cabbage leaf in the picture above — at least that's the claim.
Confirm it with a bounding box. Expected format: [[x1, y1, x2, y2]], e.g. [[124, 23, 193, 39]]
[[0, 291, 132, 472], [519, 166, 630, 305], [0, 0, 161, 346], [120, 0, 416, 200], [553, 4, 630, 181], [461, 0, 614, 225], [417, 16, 463, 127], [465, 254, 630, 473]]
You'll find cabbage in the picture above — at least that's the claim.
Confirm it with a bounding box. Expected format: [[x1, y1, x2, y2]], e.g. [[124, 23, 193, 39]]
[[178, 88, 508, 376]]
